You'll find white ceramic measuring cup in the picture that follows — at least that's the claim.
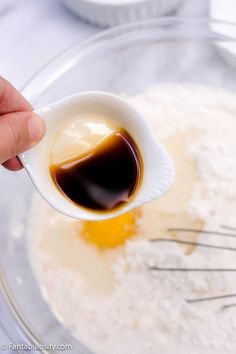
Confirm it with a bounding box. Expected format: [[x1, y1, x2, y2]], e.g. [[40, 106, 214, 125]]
[[20, 92, 175, 221]]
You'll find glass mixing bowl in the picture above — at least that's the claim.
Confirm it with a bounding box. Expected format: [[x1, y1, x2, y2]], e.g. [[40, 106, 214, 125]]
[[1, 18, 236, 354]]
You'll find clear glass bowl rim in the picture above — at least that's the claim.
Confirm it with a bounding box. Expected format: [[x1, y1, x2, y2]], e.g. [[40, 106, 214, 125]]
[[21, 17, 236, 102]]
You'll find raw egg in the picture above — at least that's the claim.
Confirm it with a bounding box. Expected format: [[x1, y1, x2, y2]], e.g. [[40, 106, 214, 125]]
[[80, 208, 141, 248]]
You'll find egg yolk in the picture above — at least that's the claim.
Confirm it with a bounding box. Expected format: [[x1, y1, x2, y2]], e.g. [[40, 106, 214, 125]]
[[80, 209, 141, 248]]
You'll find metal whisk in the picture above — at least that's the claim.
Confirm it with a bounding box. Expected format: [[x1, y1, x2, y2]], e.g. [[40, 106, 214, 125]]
[[149, 225, 236, 311]]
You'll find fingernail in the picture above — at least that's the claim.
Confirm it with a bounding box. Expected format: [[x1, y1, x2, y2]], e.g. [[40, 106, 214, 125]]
[[28, 113, 45, 143]]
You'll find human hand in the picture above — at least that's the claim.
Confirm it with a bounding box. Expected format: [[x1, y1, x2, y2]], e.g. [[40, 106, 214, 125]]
[[0, 77, 45, 171]]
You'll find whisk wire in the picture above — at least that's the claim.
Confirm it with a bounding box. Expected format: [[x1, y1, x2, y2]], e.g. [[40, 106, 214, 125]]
[[150, 226, 236, 310]]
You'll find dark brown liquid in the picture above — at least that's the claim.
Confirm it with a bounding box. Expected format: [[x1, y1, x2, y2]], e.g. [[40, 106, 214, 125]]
[[50, 129, 142, 212]]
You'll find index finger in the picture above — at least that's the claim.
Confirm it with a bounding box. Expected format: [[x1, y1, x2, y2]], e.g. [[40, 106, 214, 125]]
[[0, 76, 32, 115]]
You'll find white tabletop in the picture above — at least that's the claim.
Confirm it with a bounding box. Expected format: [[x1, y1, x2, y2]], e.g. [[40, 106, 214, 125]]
[[0, 0, 99, 90], [0, 0, 211, 349], [0, 0, 208, 89]]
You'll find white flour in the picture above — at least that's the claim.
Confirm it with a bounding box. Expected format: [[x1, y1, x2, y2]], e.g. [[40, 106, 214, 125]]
[[28, 84, 236, 354]]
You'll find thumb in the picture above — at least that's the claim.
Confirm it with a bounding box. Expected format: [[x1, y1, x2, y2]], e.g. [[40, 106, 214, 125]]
[[0, 111, 45, 164]]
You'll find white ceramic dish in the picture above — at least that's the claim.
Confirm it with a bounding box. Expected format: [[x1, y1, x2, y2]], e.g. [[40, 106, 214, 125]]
[[20, 91, 174, 221], [62, 0, 183, 27]]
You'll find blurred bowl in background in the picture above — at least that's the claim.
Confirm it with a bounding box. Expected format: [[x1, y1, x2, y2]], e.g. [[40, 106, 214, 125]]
[[62, 0, 183, 27]]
